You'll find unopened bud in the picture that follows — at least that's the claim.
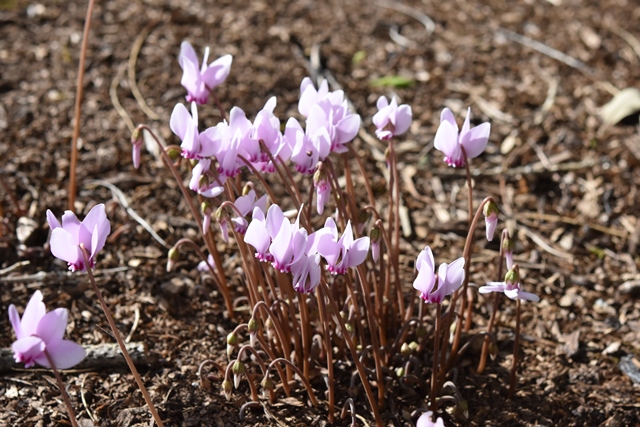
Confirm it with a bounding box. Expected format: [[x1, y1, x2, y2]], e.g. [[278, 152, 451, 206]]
[[226, 332, 237, 358], [248, 318, 258, 347], [166, 247, 179, 272], [222, 379, 233, 400], [408, 341, 419, 352], [166, 146, 182, 161], [400, 342, 411, 355], [232, 361, 245, 388], [483, 200, 499, 242], [395, 367, 405, 378], [502, 231, 514, 270]]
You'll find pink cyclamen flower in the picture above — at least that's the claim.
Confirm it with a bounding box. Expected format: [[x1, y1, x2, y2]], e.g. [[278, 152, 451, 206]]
[[417, 411, 445, 427], [9, 291, 85, 369], [434, 107, 490, 167], [413, 246, 465, 304], [315, 218, 370, 275], [46, 204, 111, 272], [178, 41, 232, 105], [373, 96, 412, 140]]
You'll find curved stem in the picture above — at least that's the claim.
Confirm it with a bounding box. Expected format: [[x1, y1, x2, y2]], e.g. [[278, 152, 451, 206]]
[[266, 358, 319, 406], [447, 196, 496, 360], [136, 125, 234, 319], [68, 0, 96, 211], [43, 349, 79, 427], [79, 245, 164, 427]]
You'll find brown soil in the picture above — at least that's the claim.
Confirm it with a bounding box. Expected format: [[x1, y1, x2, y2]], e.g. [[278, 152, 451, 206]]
[[1, 0, 640, 426]]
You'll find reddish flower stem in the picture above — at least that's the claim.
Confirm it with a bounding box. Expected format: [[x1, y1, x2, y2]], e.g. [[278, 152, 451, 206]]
[[79, 245, 165, 427], [43, 349, 79, 427], [509, 298, 522, 398]]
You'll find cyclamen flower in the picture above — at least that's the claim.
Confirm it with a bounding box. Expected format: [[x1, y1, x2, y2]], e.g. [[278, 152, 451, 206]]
[[413, 246, 465, 304], [170, 102, 216, 160], [478, 266, 540, 302], [46, 204, 111, 272], [315, 218, 370, 275], [373, 96, 412, 140], [434, 107, 490, 167], [417, 412, 445, 427], [9, 291, 85, 369], [218, 190, 267, 242], [178, 41, 232, 105]]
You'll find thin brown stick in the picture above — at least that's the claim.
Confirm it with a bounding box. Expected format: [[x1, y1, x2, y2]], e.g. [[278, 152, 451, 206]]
[[68, 0, 96, 211], [509, 298, 522, 398]]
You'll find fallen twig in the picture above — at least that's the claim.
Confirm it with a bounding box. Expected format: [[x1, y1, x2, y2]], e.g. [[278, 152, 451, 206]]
[[0, 342, 149, 373]]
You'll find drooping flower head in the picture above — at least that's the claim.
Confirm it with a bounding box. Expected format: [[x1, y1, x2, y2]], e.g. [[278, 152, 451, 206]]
[[315, 218, 370, 275], [46, 204, 111, 272], [478, 265, 540, 302], [372, 96, 412, 140], [434, 107, 490, 167], [178, 41, 232, 105], [413, 246, 465, 304], [9, 291, 86, 369]]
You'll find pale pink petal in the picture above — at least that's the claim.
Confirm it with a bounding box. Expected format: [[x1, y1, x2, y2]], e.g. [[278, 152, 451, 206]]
[[375, 95, 389, 110], [20, 290, 46, 337], [461, 122, 490, 159], [479, 283, 508, 294], [178, 41, 199, 70], [439, 108, 457, 128], [46, 210, 60, 230], [433, 120, 460, 160], [394, 104, 412, 135], [413, 258, 436, 298], [201, 54, 232, 89], [170, 103, 192, 140], [36, 308, 68, 346], [38, 339, 86, 369], [50, 228, 81, 267]]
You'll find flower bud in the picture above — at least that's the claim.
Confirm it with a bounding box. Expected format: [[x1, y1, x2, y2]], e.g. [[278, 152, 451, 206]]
[[369, 226, 381, 262], [248, 317, 258, 348], [166, 146, 182, 161], [232, 360, 245, 388], [313, 164, 330, 215], [131, 127, 144, 169], [400, 342, 411, 355], [260, 376, 275, 398], [226, 332, 237, 358], [222, 379, 233, 400], [502, 231, 514, 270], [166, 247, 179, 272], [408, 341, 419, 352], [483, 200, 499, 242], [395, 367, 405, 378]]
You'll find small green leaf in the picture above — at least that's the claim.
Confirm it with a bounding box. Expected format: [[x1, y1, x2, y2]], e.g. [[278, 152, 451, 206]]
[[369, 75, 415, 88], [588, 246, 605, 260]]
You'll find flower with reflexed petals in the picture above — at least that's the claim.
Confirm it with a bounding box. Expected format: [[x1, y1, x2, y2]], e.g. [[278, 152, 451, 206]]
[[413, 246, 465, 304], [9, 291, 85, 369], [434, 107, 490, 167], [373, 96, 412, 140], [178, 41, 232, 105], [46, 204, 110, 272]]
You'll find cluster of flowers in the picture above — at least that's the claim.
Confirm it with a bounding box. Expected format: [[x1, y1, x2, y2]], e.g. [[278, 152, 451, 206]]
[[244, 204, 370, 293]]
